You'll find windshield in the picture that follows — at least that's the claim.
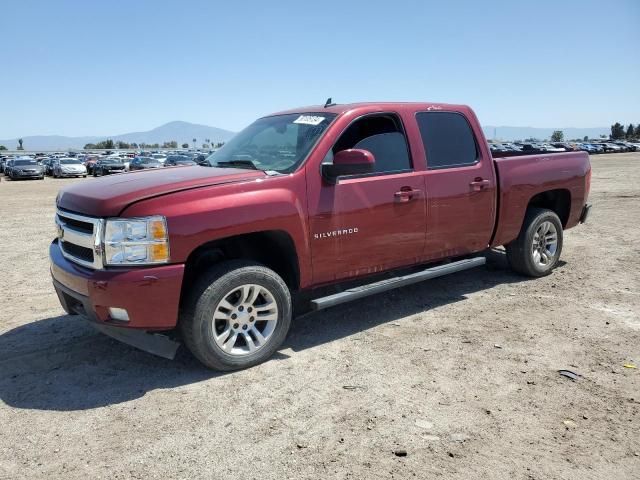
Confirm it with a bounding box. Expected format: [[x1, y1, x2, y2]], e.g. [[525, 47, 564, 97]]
[[15, 160, 38, 166], [207, 112, 337, 173], [106, 158, 123, 164], [60, 159, 81, 165]]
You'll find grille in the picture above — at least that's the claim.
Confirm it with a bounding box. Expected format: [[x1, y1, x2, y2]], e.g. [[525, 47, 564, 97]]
[[62, 216, 93, 234], [60, 241, 94, 263], [56, 209, 104, 269]]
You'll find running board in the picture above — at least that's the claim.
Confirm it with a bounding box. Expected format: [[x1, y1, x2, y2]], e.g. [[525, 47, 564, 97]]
[[310, 257, 486, 311]]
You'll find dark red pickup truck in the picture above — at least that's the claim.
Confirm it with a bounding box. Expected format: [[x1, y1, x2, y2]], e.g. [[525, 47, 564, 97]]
[[51, 102, 591, 370]]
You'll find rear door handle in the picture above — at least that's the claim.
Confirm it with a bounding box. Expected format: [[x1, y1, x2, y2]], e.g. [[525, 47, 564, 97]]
[[470, 178, 490, 191], [394, 188, 421, 203]]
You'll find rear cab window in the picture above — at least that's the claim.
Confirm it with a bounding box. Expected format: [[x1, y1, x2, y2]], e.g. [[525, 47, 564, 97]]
[[415, 111, 479, 169]]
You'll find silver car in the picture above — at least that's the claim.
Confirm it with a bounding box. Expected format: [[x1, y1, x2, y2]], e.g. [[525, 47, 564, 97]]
[[53, 158, 87, 178]]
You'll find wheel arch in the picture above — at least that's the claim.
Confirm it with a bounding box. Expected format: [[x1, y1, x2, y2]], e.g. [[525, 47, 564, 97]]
[[526, 188, 571, 227], [180, 230, 300, 307]]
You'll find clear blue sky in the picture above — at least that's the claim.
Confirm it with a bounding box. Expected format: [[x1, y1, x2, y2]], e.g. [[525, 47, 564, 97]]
[[1, 0, 638, 138]]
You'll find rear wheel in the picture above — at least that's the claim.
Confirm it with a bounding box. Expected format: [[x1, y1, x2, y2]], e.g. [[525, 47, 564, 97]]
[[180, 260, 292, 371], [506, 208, 563, 277]]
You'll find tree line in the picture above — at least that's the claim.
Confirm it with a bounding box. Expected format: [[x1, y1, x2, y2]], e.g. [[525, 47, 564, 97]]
[[536, 124, 639, 143], [610, 123, 638, 140], [83, 140, 225, 150]]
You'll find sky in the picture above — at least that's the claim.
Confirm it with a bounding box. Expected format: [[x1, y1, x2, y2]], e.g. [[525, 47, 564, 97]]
[[1, 0, 638, 138]]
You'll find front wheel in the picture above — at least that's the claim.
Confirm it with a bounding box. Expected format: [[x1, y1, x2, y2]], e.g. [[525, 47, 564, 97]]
[[506, 208, 563, 277], [180, 260, 292, 371]]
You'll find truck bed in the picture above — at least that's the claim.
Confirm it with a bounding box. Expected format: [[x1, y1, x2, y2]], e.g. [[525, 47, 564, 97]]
[[491, 151, 591, 247]]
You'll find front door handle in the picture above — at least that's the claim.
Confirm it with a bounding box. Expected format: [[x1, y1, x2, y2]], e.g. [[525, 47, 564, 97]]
[[470, 178, 490, 191], [394, 188, 421, 203]]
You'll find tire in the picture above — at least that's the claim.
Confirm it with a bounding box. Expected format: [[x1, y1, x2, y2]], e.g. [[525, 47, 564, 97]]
[[83, 175, 87, 178], [93, 170, 97, 177], [506, 208, 563, 277], [180, 260, 292, 371]]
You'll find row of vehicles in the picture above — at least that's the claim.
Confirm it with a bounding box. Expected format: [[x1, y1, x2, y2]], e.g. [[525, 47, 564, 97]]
[[1, 151, 207, 180], [489, 140, 640, 154]]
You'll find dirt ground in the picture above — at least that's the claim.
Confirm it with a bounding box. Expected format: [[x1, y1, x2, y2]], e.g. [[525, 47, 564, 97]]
[[0, 154, 638, 480]]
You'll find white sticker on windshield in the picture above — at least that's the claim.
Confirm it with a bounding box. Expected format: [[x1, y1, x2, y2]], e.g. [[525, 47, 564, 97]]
[[293, 115, 326, 126]]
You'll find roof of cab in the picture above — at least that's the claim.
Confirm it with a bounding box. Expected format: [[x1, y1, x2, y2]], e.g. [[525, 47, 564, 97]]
[[269, 101, 472, 117]]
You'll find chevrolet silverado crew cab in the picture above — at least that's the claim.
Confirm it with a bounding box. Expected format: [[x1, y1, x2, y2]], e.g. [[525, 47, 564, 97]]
[[50, 101, 592, 370]]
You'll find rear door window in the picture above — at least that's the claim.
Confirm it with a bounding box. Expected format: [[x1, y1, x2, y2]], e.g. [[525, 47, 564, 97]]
[[416, 112, 478, 169]]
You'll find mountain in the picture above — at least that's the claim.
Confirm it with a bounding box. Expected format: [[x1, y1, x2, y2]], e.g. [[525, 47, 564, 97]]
[[0, 121, 236, 151], [0, 121, 612, 151], [482, 126, 609, 142]]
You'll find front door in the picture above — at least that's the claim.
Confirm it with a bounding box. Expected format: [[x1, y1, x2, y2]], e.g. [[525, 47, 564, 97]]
[[307, 114, 427, 284]]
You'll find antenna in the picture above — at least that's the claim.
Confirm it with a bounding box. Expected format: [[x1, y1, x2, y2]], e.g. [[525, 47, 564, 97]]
[[324, 97, 336, 108]]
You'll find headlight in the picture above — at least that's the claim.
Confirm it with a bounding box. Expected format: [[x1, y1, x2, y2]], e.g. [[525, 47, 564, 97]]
[[104, 216, 170, 265]]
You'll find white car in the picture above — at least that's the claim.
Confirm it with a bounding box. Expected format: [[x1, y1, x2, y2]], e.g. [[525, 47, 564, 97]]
[[150, 153, 167, 164], [53, 158, 87, 178], [604, 143, 623, 152], [540, 144, 565, 152]]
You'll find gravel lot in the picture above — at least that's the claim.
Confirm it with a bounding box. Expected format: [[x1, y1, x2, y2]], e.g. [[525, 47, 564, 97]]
[[1, 154, 639, 480]]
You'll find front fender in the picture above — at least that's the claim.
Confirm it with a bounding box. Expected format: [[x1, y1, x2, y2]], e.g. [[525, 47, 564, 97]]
[[120, 173, 313, 287]]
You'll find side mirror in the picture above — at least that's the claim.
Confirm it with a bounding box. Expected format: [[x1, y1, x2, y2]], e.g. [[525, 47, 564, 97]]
[[322, 149, 375, 183]]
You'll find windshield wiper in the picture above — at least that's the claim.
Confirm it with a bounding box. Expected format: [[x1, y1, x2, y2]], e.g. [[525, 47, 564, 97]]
[[214, 160, 260, 171]]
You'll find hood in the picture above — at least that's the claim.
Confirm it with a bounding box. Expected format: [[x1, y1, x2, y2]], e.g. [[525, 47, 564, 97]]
[[57, 166, 265, 217]]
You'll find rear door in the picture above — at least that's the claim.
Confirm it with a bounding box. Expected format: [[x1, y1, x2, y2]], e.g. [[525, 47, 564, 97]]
[[308, 113, 426, 284], [415, 111, 496, 259]]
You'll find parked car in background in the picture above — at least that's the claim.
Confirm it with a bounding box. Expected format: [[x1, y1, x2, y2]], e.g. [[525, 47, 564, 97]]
[[587, 144, 604, 153], [539, 144, 565, 152], [164, 155, 198, 167], [53, 158, 88, 178], [603, 143, 623, 152], [84, 155, 100, 174], [6, 158, 44, 180], [578, 144, 598, 153], [3, 158, 14, 175], [92, 157, 126, 176], [613, 142, 636, 152], [0, 157, 9, 173], [129, 157, 164, 171], [41, 158, 54, 175], [150, 153, 167, 164], [551, 143, 575, 152]]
